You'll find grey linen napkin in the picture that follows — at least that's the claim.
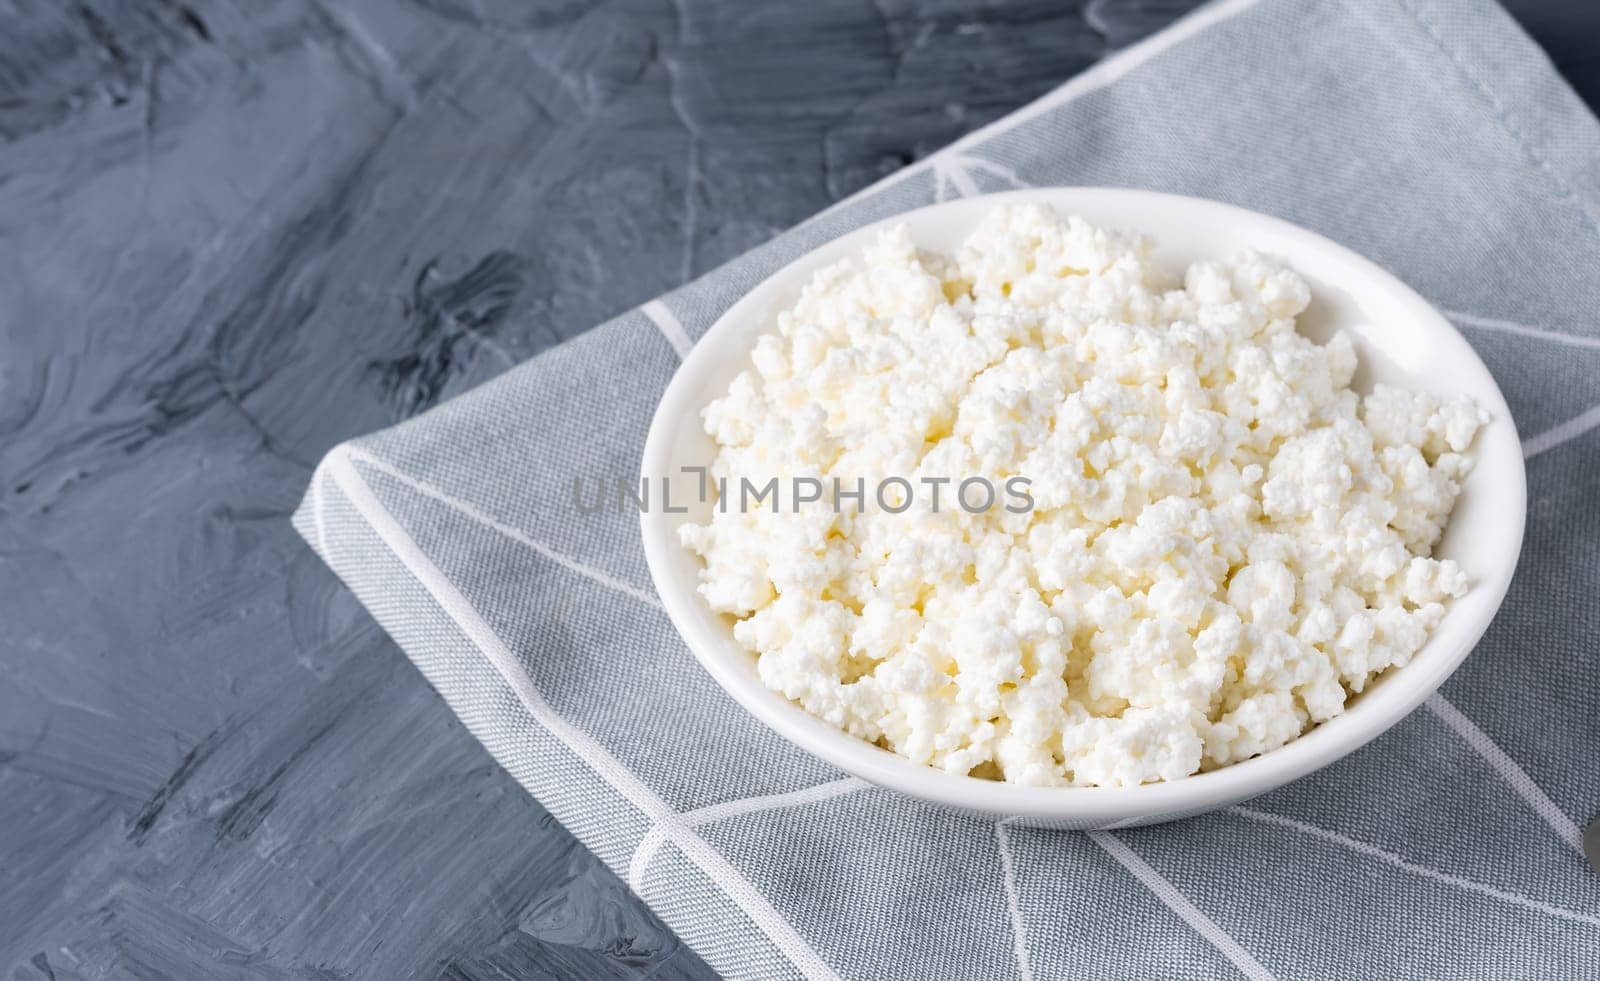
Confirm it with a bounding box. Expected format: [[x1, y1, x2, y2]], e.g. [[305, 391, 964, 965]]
[[294, 0, 1600, 976]]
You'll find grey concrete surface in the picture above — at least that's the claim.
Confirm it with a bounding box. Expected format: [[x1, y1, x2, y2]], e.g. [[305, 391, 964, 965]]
[[3, 1, 1597, 977]]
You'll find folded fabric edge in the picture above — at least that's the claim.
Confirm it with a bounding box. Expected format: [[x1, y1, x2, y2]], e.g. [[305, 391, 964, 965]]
[[290, 445, 826, 981], [804, 0, 1277, 227], [1397, 0, 1600, 228]]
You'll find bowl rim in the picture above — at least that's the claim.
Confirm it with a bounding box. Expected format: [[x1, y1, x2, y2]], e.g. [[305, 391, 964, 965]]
[[639, 187, 1526, 823]]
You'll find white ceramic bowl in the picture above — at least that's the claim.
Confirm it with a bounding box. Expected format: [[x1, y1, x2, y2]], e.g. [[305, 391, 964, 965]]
[[640, 188, 1525, 829]]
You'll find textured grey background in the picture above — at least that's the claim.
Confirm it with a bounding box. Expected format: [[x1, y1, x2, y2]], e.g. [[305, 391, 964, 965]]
[[3, 1, 1597, 978]]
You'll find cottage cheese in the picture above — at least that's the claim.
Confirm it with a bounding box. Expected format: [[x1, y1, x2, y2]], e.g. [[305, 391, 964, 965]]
[[681, 205, 1485, 787]]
